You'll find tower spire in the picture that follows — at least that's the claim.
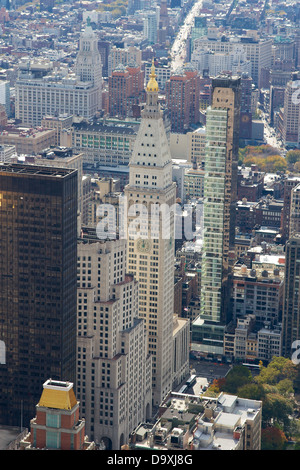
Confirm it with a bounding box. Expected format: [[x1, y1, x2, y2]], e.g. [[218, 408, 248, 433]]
[[146, 58, 159, 92]]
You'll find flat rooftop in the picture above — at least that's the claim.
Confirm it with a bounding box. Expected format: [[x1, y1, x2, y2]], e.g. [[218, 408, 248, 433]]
[[0, 425, 24, 450], [0, 162, 76, 178]]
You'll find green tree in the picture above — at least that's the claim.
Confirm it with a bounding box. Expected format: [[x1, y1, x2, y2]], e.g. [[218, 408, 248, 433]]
[[236, 382, 265, 401], [222, 365, 252, 394], [262, 392, 294, 429], [255, 357, 298, 386], [276, 378, 294, 396], [286, 150, 300, 164]]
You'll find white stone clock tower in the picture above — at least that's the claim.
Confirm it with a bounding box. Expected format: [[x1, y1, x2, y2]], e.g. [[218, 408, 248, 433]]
[[124, 61, 177, 406]]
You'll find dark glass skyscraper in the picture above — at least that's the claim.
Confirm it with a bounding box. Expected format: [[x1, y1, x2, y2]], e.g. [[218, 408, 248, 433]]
[[0, 163, 78, 427]]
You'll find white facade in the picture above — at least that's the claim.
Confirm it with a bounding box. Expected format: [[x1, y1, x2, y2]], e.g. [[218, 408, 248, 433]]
[[15, 26, 102, 127], [0, 80, 10, 117], [143, 11, 158, 45], [124, 65, 177, 406], [75, 24, 102, 90], [76, 235, 152, 450], [191, 47, 252, 78], [0, 144, 16, 163], [108, 46, 142, 76], [193, 36, 272, 86]]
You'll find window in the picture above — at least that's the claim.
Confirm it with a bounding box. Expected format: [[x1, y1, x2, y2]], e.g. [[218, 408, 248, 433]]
[[46, 431, 60, 449], [46, 413, 60, 428]]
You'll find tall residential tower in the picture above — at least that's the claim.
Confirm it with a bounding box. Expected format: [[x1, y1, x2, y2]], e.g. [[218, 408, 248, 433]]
[[198, 75, 241, 356]]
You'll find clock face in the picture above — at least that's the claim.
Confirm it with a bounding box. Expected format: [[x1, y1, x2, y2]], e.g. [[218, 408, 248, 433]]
[[137, 238, 152, 253]]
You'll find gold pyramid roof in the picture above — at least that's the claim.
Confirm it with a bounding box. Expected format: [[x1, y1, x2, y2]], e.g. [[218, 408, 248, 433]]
[[38, 379, 77, 410]]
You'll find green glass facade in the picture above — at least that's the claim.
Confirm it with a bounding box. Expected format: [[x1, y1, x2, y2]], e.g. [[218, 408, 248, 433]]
[[201, 107, 228, 323]]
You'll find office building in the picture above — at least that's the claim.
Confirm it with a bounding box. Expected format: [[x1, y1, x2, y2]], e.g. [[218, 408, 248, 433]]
[[282, 235, 300, 358], [290, 183, 300, 237], [41, 114, 73, 147], [191, 47, 252, 78], [20, 379, 95, 450], [108, 46, 142, 77], [108, 64, 144, 119], [143, 11, 158, 45], [75, 21, 102, 88], [0, 144, 15, 162], [281, 176, 300, 242], [0, 125, 56, 155], [198, 75, 240, 356], [15, 147, 84, 220], [183, 168, 205, 201], [124, 62, 178, 406], [165, 67, 200, 133], [15, 25, 102, 127], [70, 118, 138, 167], [76, 229, 152, 450], [279, 73, 300, 148], [193, 34, 272, 87], [0, 163, 77, 427], [0, 80, 10, 117], [190, 16, 208, 51], [232, 262, 284, 328], [187, 127, 206, 168]]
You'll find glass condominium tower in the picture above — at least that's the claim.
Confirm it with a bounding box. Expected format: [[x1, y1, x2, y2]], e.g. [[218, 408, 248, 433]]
[[0, 163, 78, 427], [199, 75, 241, 355]]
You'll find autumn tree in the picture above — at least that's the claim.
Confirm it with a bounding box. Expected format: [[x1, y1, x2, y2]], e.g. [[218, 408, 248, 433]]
[[261, 426, 287, 450]]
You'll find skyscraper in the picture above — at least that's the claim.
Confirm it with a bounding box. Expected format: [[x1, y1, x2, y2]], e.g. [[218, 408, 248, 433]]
[[279, 73, 300, 147], [75, 20, 102, 89], [289, 183, 300, 237], [198, 75, 241, 356], [76, 228, 152, 450], [124, 62, 177, 406], [282, 235, 300, 358], [0, 163, 78, 427]]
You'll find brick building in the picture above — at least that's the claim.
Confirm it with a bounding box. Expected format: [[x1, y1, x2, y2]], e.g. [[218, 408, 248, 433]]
[[20, 379, 95, 450], [165, 67, 201, 133]]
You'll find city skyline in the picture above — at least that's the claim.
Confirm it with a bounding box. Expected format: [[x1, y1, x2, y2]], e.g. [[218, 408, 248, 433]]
[[0, 0, 299, 453]]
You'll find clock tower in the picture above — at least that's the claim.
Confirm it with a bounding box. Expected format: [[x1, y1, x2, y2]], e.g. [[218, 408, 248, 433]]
[[124, 61, 177, 406], [75, 19, 102, 89]]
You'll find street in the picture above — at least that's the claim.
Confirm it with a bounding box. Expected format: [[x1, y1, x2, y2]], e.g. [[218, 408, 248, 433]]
[[170, 0, 204, 71], [189, 359, 231, 383]]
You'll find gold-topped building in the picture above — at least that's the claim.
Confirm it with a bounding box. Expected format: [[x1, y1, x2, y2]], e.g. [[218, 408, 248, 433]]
[[124, 59, 190, 407], [146, 59, 159, 92], [38, 379, 77, 411], [20, 379, 95, 450]]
